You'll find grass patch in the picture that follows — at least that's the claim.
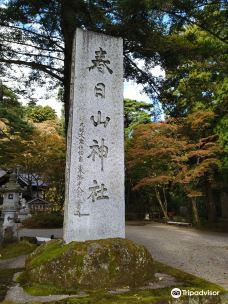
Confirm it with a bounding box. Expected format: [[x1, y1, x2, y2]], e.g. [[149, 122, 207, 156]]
[[0, 268, 23, 302], [0, 240, 37, 260], [49, 290, 170, 304], [23, 283, 70, 296], [45, 288, 223, 304]]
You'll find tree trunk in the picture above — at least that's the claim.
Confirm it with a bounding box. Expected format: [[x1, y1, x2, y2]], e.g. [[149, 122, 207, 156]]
[[205, 178, 217, 222], [162, 187, 168, 214], [155, 188, 169, 221], [60, 0, 77, 133], [191, 198, 200, 226], [60, 1, 92, 133]]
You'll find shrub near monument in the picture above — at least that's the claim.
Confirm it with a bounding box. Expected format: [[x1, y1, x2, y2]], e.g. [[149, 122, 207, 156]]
[[19, 238, 154, 292], [22, 212, 63, 228]]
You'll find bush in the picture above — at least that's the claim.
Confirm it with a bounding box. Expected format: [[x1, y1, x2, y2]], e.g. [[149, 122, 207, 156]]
[[22, 212, 63, 228]]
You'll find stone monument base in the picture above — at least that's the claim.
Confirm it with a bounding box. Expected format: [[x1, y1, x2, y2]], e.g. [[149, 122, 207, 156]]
[[19, 238, 155, 292]]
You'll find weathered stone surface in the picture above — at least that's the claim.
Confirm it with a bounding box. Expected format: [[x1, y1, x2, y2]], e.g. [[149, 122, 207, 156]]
[[64, 28, 125, 242], [20, 239, 155, 291]]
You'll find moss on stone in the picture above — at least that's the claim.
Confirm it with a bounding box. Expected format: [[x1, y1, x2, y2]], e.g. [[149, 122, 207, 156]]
[[19, 238, 155, 292]]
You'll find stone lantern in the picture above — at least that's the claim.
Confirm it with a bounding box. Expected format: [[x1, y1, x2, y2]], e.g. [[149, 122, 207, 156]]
[[0, 172, 24, 234]]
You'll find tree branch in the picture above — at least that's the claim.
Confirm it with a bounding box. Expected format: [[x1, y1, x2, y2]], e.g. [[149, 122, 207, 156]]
[[153, 7, 227, 44], [1, 45, 64, 62], [0, 38, 64, 53], [124, 55, 159, 95], [0, 58, 64, 82], [0, 22, 62, 41]]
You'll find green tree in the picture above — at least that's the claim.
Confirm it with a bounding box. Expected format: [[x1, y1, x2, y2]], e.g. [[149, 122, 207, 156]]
[[0, 83, 21, 107], [26, 105, 57, 122], [0, 1, 226, 128], [0, 89, 34, 168], [124, 98, 152, 138], [160, 26, 227, 117]]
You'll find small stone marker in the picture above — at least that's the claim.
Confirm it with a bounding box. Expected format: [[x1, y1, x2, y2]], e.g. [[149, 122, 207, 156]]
[[64, 28, 125, 243]]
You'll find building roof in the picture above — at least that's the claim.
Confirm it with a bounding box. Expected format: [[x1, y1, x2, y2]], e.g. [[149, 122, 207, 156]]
[[27, 197, 51, 205], [18, 173, 48, 187], [0, 170, 48, 189]]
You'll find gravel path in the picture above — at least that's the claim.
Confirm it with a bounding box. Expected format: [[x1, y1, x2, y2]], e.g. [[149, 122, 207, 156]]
[[126, 222, 228, 290], [17, 223, 228, 289]]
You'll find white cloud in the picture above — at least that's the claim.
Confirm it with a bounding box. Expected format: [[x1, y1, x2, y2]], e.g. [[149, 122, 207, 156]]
[[0, 3, 6, 8], [124, 80, 150, 102], [124, 64, 165, 103]]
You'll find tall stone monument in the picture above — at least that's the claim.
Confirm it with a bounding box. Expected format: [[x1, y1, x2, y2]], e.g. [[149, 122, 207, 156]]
[[64, 29, 125, 243]]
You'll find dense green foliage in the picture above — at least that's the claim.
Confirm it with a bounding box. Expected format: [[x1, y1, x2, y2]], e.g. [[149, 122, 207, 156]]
[[124, 99, 152, 138], [26, 105, 57, 122], [22, 212, 63, 228], [0, 0, 226, 126]]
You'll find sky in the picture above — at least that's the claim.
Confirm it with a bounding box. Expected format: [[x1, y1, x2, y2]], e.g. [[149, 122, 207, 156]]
[[19, 65, 165, 117]]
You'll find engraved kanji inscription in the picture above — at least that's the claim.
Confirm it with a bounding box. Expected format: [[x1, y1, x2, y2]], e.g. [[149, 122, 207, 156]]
[[76, 122, 85, 210], [77, 164, 84, 180], [90, 111, 110, 127], [76, 182, 84, 196], [87, 138, 108, 171], [74, 210, 90, 217], [88, 48, 113, 74], [95, 83, 105, 98], [88, 180, 109, 202]]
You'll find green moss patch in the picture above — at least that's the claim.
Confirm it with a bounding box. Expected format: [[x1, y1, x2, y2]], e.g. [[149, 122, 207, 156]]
[[44, 288, 222, 304], [0, 241, 37, 260], [19, 238, 155, 292], [48, 290, 170, 304]]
